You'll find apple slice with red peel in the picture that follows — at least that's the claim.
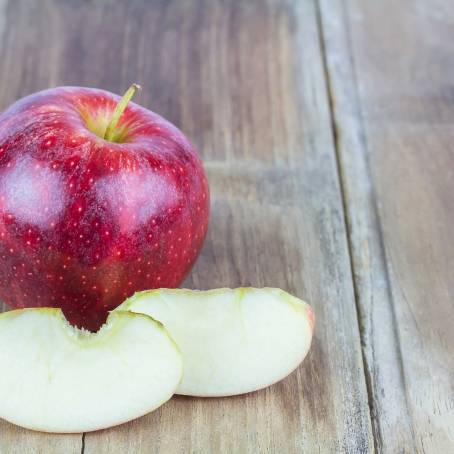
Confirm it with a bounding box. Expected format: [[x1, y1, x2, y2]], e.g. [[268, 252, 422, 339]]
[[0, 309, 182, 433], [117, 288, 315, 397]]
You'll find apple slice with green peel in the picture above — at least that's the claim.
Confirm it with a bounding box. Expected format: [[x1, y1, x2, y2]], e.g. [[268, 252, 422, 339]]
[[117, 288, 315, 397], [0, 308, 182, 433]]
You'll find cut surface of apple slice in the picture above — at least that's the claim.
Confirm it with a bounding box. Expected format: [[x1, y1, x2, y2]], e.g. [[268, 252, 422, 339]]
[[117, 288, 315, 397], [0, 309, 182, 433]]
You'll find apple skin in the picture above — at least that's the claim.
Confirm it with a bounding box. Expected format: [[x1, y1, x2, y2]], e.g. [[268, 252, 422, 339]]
[[0, 87, 209, 331]]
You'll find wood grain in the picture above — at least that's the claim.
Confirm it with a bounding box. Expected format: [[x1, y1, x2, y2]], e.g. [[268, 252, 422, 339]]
[[81, 0, 373, 451], [319, 0, 454, 452], [317, 1, 416, 451], [0, 0, 375, 452]]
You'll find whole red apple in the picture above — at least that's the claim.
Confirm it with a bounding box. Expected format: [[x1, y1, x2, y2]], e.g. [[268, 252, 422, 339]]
[[0, 85, 209, 330]]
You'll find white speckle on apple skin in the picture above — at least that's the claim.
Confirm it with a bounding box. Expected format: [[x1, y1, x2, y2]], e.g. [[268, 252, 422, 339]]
[[0, 156, 65, 228]]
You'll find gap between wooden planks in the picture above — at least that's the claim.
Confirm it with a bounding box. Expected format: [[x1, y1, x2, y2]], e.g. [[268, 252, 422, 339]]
[[319, 0, 454, 452]]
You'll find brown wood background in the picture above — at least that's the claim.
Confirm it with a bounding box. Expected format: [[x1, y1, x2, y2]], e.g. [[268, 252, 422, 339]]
[[0, 0, 453, 453]]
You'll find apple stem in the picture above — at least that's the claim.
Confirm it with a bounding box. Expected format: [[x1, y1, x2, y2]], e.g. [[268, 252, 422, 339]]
[[104, 83, 141, 141]]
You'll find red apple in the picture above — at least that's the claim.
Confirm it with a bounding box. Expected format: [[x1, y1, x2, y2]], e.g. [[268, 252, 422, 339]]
[[0, 85, 209, 331]]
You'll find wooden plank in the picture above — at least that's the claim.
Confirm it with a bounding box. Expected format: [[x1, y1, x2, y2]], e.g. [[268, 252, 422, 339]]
[[319, 0, 454, 452], [317, 1, 416, 452], [81, 0, 373, 452], [0, 0, 373, 452], [0, 1, 83, 453], [0, 430, 81, 454]]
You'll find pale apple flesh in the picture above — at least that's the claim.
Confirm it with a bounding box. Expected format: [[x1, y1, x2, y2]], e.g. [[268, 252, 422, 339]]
[[117, 288, 315, 397], [0, 309, 182, 433]]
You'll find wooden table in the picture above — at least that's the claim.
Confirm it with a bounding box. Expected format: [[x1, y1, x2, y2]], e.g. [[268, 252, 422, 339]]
[[0, 1, 453, 452]]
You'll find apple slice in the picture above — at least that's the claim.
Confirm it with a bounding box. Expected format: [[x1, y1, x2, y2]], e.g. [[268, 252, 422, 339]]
[[0, 308, 182, 433], [117, 288, 315, 397]]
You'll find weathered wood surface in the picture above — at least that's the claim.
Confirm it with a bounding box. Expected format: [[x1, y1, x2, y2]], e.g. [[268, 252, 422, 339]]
[[83, 0, 373, 452], [1, 0, 453, 452], [319, 0, 454, 452], [0, 0, 372, 452]]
